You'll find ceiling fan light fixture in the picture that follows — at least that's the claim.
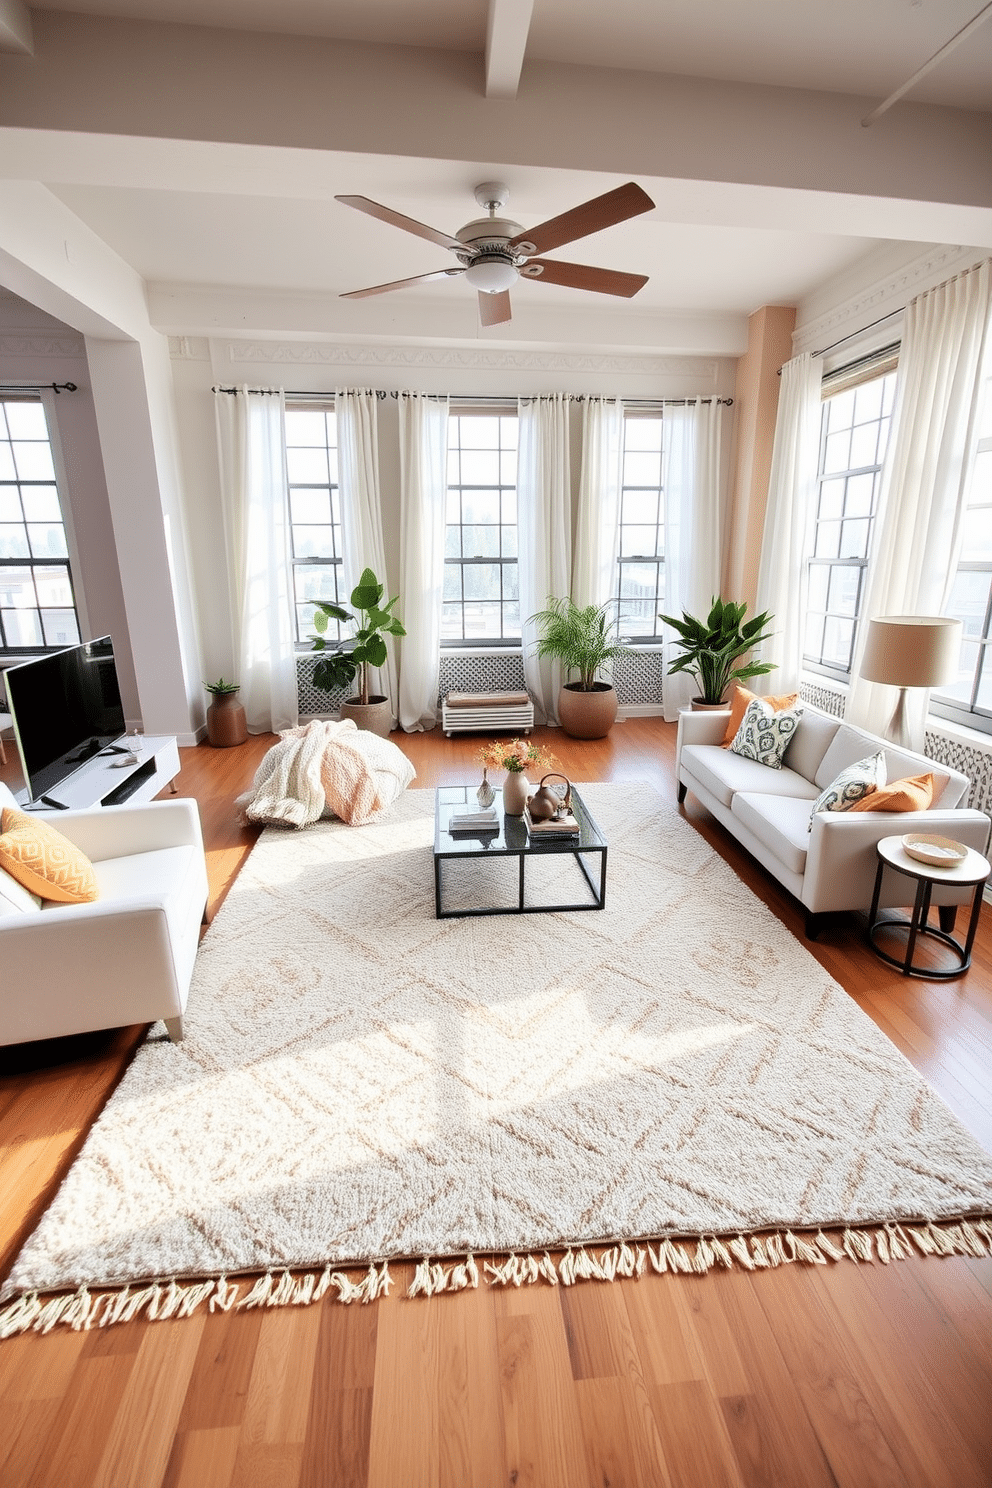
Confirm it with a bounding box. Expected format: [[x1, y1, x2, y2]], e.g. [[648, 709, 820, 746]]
[[463, 257, 518, 293]]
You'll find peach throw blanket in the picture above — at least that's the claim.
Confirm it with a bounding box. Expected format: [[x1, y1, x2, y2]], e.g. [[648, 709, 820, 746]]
[[238, 719, 415, 828]]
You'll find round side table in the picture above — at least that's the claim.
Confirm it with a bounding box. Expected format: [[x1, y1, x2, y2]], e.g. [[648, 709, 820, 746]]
[[867, 835, 991, 979]]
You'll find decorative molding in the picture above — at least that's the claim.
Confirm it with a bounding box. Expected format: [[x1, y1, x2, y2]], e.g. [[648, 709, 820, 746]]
[[223, 338, 721, 382], [168, 336, 211, 361], [792, 245, 981, 354], [0, 334, 85, 358]]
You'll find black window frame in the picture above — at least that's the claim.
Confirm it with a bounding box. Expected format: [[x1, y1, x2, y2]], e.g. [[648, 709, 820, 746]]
[[442, 408, 520, 648], [613, 409, 665, 643], [0, 395, 80, 656]]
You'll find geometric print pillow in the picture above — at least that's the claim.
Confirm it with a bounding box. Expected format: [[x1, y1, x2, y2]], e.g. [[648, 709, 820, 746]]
[[809, 751, 887, 829], [0, 806, 99, 903], [728, 697, 805, 770]]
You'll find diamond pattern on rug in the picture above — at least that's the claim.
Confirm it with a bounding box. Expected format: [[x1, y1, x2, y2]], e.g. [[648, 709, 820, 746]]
[[3, 782, 991, 1301]]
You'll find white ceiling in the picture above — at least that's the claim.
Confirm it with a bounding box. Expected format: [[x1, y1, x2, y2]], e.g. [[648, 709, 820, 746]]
[[28, 0, 992, 109], [3, 1, 990, 352]]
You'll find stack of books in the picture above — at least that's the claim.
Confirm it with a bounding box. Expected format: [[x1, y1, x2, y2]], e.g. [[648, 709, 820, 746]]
[[525, 807, 581, 842], [448, 808, 499, 835]]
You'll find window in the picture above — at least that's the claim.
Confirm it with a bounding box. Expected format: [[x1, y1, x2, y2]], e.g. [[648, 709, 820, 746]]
[[285, 405, 344, 646], [615, 413, 664, 640], [0, 398, 79, 652], [931, 370, 992, 731], [803, 368, 897, 678], [443, 412, 519, 644]]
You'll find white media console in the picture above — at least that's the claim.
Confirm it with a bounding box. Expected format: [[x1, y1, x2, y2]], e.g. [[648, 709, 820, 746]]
[[21, 735, 180, 813]]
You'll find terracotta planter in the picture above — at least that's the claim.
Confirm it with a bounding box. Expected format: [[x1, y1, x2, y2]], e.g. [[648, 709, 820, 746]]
[[501, 770, 530, 817], [557, 682, 618, 740], [340, 695, 393, 737], [690, 697, 729, 711], [206, 691, 248, 747]]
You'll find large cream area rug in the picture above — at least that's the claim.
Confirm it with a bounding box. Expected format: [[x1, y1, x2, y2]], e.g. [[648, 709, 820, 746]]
[[3, 782, 992, 1333]]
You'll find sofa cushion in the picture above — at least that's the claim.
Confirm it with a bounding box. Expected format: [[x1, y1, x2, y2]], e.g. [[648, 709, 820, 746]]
[[813, 722, 955, 803], [681, 743, 820, 810], [731, 793, 814, 878], [0, 863, 42, 917], [781, 709, 840, 784], [721, 683, 799, 745], [811, 751, 886, 823], [849, 773, 935, 813], [0, 807, 99, 904], [729, 699, 804, 769]]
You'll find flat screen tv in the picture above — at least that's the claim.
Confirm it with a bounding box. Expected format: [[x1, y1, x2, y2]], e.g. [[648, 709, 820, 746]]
[[5, 636, 127, 803]]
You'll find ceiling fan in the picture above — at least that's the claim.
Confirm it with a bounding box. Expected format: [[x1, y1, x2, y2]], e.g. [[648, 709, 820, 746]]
[[336, 180, 655, 326]]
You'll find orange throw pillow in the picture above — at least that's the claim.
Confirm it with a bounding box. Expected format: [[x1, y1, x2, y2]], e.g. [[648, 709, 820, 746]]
[[722, 683, 800, 746], [0, 807, 99, 903], [848, 774, 935, 814]]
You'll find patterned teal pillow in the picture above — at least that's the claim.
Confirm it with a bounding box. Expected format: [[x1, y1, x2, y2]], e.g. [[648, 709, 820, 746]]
[[809, 751, 887, 828], [729, 698, 805, 769]]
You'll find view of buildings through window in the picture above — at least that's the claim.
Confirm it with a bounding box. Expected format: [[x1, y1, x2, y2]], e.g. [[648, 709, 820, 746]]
[[932, 369, 992, 730], [285, 404, 344, 646], [615, 413, 665, 640], [0, 398, 79, 652], [804, 370, 897, 678], [443, 412, 519, 645]]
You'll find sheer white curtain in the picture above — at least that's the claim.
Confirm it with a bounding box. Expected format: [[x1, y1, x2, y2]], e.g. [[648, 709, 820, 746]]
[[214, 387, 299, 734], [753, 354, 823, 694], [518, 394, 572, 724], [572, 397, 622, 610], [397, 392, 449, 731], [336, 389, 398, 721], [661, 399, 727, 719], [847, 259, 992, 741]]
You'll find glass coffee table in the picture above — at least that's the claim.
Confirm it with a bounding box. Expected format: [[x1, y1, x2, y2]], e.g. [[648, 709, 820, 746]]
[[434, 784, 608, 918]]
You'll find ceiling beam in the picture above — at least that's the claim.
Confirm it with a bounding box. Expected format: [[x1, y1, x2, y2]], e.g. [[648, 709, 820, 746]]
[[485, 0, 534, 99], [0, 0, 31, 54]]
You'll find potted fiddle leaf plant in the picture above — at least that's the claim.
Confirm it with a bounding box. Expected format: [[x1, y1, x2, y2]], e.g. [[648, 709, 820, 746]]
[[659, 597, 775, 707], [310, 566, 405, 737], [529, 596, 632, 738]]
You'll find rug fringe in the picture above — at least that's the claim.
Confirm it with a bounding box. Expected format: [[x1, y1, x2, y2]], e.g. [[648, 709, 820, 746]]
[[2, 1216, 991, 1337]]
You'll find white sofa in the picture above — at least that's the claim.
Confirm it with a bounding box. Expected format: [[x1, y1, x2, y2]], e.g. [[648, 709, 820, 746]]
[[0, 781, 209, 1045], [676, 706, 992, 937]]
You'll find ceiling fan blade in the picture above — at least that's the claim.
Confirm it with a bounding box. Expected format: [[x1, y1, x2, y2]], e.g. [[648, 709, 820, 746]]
[[520, 259, 648, 298], [479, 290, 512, 326], [508, 182, 654, 256], [340, 268, 464, 300], [336, 195, 467, 254]]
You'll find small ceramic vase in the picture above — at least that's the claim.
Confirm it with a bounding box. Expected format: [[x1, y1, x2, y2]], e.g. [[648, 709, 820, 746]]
[[501, 769, 530, 817], [476, 769, 496, 808]]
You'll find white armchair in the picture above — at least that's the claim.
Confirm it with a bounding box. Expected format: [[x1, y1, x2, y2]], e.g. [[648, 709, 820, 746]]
[[0, 781, 209, 1045]]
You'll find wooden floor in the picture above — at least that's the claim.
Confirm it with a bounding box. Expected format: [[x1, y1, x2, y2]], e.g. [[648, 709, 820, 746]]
[[2, 717, 991, 1488]]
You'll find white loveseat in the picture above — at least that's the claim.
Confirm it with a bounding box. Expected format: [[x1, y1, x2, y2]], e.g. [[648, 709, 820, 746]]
[[676, 706, 992, 937], [0, 781, 209, 1045]]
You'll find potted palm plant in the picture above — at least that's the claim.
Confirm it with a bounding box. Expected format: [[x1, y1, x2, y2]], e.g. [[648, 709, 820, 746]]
[[529, 596, 632, 738], [659, 597, 775, 707], [310, 567, 405, 737]]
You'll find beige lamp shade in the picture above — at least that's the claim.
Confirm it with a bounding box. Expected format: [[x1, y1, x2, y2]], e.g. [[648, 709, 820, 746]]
[[859, 615, 962, 689]]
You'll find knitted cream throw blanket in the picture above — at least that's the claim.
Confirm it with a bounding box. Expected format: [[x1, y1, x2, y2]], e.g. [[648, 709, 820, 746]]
[[238, 718, 412, 827]]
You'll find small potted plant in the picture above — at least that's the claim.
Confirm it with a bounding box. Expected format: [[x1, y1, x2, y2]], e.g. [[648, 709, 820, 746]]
[[309, 567, 405, 737], [203, 677, 247, 747], [658, 597, 775, 707], [529, 596, 632, 738]]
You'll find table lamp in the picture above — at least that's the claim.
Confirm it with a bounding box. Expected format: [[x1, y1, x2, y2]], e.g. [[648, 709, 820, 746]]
[[858, 615, 962, 750]]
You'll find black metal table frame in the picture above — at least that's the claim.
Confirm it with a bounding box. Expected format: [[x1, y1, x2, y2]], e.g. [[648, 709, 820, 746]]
[[434, 786, 608, 919], [867, 849, 988, 980]]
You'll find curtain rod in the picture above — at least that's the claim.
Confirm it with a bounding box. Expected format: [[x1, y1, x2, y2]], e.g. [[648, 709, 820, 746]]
[[214, 386, 732, 407], [811, 307, 904, 359], [0, 381, 77, 394]]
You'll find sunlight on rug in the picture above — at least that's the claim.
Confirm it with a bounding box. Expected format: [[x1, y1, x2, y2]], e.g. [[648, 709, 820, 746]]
[[2, 782, 991, 1336]]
